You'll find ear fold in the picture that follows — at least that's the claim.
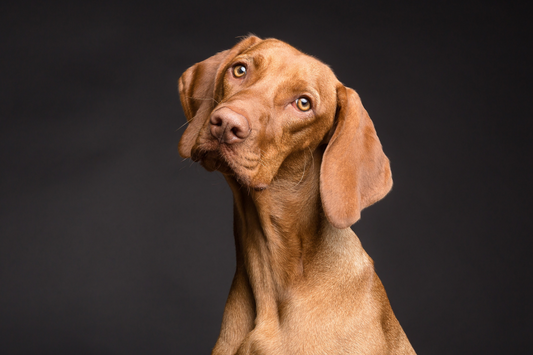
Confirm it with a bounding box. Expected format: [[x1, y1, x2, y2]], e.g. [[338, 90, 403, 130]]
[[178, 36, 262, 158], [320, 86, 393, 229]]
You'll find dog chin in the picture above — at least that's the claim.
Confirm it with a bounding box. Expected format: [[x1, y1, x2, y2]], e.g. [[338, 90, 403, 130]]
[[231, 171, 269, 191], [208, 159, 268, 191], [223, 159, 270, 191], [193, 147, 269, 191], [211, 163, 264, 190]]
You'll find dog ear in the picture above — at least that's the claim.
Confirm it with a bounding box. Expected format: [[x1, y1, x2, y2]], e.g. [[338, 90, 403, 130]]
[[320, 86, 393, 229], [178, 35, 262, 158]]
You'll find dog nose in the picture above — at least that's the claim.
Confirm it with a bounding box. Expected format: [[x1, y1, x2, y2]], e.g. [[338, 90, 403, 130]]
[[209, 108, 251, 144]]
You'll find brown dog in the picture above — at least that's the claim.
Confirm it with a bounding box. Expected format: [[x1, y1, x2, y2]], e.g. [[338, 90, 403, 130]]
[[178, 36, 416, 355]]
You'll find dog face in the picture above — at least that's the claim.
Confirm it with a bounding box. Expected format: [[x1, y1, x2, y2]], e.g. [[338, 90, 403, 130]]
[[179, 36, 392, 228], [181, 38, 338, 190]]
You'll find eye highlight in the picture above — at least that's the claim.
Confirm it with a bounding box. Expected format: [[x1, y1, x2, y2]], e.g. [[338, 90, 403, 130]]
[[232, 65, 247, 78], [296, 97, 311, 111]]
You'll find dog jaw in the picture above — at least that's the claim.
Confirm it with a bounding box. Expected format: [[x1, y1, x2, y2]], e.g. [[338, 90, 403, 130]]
[[191, 138, 272, 190]]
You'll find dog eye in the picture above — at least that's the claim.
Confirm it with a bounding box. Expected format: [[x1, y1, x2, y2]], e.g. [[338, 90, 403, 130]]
[[296, 97, 311, 111], [233, 65, 247, 78]]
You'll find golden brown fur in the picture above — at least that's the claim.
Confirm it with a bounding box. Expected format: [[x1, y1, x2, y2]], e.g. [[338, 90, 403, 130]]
[[178, 36, 415, 355]]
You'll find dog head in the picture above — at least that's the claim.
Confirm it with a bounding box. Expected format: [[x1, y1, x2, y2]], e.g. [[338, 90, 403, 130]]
[[178, 36, 392, 228]]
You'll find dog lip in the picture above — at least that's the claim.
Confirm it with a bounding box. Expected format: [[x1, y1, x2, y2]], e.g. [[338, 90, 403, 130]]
[[253, 183, 268, 191], [193, 140, 265, 188], [190, 150, 204, 162]]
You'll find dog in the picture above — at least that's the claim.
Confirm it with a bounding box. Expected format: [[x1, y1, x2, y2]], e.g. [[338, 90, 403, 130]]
[[178, 36, 416, 355]]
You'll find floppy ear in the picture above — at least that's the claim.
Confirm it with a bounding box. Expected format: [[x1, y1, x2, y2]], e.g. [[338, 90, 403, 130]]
[[178, 36, 262, 158], [320, 86, 393, 229]]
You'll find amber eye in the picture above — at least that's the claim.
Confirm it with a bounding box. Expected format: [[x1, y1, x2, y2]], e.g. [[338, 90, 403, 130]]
[[233, 65, 247, 78], [296, 97, 311, 111]]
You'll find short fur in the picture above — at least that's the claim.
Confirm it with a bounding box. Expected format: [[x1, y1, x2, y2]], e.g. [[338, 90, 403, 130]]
[[178, 36, 415, 355]]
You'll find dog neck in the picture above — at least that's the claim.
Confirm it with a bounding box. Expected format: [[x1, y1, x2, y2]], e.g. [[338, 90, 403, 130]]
[[224, 147, 330, 322]]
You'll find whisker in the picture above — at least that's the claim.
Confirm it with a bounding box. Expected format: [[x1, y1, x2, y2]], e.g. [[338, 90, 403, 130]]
[[291, 150, 308, 190], [176, 119, 192, 132], [185, 96, 219, 105], [308, 146, 315, 173], [175, 99, 217, 132], [258, 151, 266, 167]]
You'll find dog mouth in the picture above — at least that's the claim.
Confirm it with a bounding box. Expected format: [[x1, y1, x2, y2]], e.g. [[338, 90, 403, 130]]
[[191, 142, 267, 190]]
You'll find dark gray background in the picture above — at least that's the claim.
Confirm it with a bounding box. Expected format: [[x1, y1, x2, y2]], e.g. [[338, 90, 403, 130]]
[[1, 1, 531, 354]]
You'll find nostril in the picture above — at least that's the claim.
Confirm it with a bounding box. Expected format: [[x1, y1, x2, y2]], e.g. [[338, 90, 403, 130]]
[[210, 114, 223, 126], [209, 108, 251, 144], [231, 126, 243, 138]]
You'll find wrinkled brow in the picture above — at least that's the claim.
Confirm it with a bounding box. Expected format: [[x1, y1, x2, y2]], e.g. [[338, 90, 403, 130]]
[[233, 53, 267, 69], [273, 79, 320, 105]]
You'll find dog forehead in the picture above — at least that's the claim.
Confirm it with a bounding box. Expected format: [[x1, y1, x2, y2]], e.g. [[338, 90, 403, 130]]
[[238, 39, 338, 99], [245, 38, 303, 58], [246, 40, 333, 75]]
